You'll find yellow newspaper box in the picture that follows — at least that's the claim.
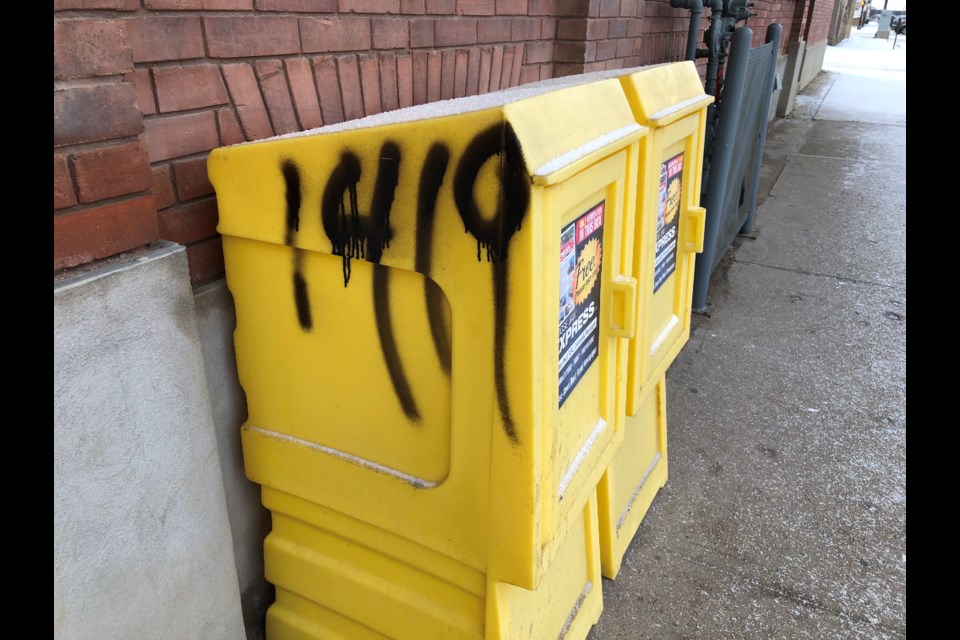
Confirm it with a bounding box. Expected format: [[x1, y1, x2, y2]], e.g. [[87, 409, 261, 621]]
[[594, 62, 711, 578], [595, 375, 667, 578], [209, 78, 646, 638], [618, 62, 710, 413], [261, 487, 604, 640]]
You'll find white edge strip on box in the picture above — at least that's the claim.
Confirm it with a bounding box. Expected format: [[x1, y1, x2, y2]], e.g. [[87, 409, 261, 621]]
[[617, 452, 663, 531], [558, 417, 608, 501], [246, 425, 439, 489], [532, 124, 643, 178], [649, 315, 680, 356]]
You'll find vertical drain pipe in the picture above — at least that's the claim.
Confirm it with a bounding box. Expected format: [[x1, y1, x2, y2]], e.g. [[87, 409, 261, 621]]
[[701, 0, 725, 99], [692, 26, 752, 313], [671, 0, 704, 62], [740, 22, 782, 236]]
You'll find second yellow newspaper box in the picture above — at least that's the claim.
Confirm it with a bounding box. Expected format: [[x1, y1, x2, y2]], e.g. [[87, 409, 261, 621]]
[[595, 62, 712, 578], [210, 76, 650, 639], [620, 62, 711, 413]]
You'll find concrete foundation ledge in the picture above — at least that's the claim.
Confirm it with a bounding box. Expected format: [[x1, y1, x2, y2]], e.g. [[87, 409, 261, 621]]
[[799, 39, 828, 89], [776, 40, 806, 118], [770, 53, 788, 122], [194, 277, 274, 634], [54, 241, 245, 640]]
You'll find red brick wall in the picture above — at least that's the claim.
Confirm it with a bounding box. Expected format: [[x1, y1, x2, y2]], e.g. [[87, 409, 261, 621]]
[[749, 1, 802, 52], [555, 0, 643, 76], [637, 1, 693, 67], [54, 7, 157, 272], [804, 0, 836, 45], [53, 0, 823, 284], [791, 0, 815, 46]]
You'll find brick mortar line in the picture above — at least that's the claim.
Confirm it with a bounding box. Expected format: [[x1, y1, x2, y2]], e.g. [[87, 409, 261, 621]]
[[199, 12, 212, 63], [53, 10, 151, 18], [49, 11, 570, 18], [334, 55, 351, 128], [64, 155, 84, 212], [141, 102, 231, 119], [356, 21, 374, 116], [307, 56, 342, 125], [54, 11, 415, 18], [54, 76, 133, 90], [280, 60, 307, 131], [256, 65, 285, 82], [159, 193, 218, 210], [155, 150, 213, 172], [123, 40, 556, 68], [55, 135, 145, 155], [212, 100, 226, 147], [132, 59, 249, 68], [144, 66, 162, 114], [54, 189, 154, 216], [218, 65, 252, 141], [166, 156, 183, 206]]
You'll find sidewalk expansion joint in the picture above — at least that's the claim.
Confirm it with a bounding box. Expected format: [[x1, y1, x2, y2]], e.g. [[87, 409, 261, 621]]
[[794, 153, 905, 166], [810, 73, 839, 120], [667, 547, 905, 634], [732, 259, 900, 290]]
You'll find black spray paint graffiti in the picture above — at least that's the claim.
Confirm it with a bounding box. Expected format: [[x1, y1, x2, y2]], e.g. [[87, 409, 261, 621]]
[[280, 123, 530, 442], [282, 160, 312, 331], [416, 144, 453, 375], [451, 124, 529, 442], [321, 143, 401, 286]]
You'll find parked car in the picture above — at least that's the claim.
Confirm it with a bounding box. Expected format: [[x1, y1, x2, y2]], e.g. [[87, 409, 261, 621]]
[[892, 16, 906, 35]]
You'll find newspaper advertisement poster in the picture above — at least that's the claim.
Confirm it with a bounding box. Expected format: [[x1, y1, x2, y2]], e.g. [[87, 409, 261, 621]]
[[559, 201, 604, 407], [654, 152, 684, 293]]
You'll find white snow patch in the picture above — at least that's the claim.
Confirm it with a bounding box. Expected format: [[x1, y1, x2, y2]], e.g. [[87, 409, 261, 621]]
[[823, 22, 906, 81], [532, 124, 643, 177], [648, 94, 711, 122]]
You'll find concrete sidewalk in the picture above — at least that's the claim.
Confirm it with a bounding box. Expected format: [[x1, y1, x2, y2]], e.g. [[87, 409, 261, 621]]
[[588, 24, 906, 640]]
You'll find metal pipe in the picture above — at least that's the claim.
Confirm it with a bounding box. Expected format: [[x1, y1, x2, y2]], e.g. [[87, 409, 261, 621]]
[[692, 26, 753, 312], [670, 0, 703, 62], [701, 1, 725, 97], [704, 40, 720, 96], [740, 22, 782, 235], [700, 2, 725, 170]]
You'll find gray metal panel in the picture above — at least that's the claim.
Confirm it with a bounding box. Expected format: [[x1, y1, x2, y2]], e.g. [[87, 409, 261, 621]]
[[692, 26, 752, 312], [711, 40, 775, 273]]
